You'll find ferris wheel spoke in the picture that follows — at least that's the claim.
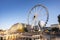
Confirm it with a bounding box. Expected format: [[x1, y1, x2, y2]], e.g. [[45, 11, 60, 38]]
[[28, 4, 49, 31]]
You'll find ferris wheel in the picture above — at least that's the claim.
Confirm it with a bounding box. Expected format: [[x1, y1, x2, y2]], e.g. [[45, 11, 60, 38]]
[[28, 4, 49, 31]]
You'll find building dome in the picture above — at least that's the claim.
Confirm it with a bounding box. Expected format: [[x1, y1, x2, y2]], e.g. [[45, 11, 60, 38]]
[[8, 23, 25, 33]]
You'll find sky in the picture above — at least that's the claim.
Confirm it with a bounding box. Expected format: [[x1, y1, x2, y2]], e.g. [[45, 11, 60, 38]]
[[0, 0, 60, 30]]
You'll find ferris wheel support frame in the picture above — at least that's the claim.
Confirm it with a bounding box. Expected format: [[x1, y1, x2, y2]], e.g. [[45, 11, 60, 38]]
[[28, 4, 49, 31]]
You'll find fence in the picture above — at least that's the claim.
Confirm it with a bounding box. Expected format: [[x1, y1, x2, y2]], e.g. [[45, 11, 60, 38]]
[[0, 34, 48, 40]]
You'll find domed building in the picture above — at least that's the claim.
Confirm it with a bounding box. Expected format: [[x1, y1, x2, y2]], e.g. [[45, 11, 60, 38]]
[[8, 23, 26, 34]]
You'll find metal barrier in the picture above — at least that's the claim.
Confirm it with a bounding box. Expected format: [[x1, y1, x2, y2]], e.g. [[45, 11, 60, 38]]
[[0, 34, 48, 40], [1, 34, 60, 40]]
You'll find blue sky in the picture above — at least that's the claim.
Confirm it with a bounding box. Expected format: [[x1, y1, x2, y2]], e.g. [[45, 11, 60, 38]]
[[0, 0, 60, 30]]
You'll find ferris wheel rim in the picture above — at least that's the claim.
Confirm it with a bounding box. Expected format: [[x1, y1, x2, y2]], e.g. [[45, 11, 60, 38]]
[[28, 4, 49, 27]]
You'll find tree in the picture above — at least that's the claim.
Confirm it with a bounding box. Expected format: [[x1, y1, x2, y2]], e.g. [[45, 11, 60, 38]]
[[51, 27, 59, 32], [58, 14, 60, 24], [24, 27, 28, 32]]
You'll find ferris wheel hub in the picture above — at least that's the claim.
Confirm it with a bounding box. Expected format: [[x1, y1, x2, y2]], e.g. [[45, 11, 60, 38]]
[[28, 4, 49, 32]]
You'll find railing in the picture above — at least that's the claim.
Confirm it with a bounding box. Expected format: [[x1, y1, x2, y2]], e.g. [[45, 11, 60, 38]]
[[0, 34, 48, 40]]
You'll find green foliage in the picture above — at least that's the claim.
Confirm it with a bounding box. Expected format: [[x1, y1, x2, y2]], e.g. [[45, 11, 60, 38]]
[[24, 27, 28, 32], [58, 14, 60, 24], [51, 27, 59, 32]]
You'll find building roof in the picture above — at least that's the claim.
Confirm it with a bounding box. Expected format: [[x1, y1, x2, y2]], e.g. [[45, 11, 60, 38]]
[[50, 24, 60, 28]]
